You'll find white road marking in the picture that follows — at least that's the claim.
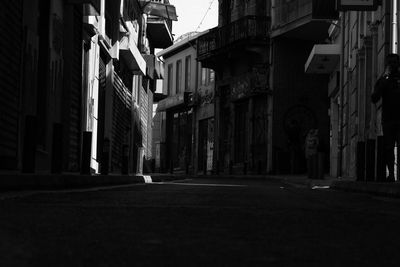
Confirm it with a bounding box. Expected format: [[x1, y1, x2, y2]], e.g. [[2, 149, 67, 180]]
[[0, 179, 246, 200], [154, 182, 247, 187]]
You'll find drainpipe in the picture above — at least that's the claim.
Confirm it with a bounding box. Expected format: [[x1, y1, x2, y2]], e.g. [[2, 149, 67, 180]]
[[338, 11, 346, 179], [393, 0, 398, 53]]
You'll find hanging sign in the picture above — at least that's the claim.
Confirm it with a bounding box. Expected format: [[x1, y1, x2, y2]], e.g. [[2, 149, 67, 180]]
[[337, 0, 379, 11]]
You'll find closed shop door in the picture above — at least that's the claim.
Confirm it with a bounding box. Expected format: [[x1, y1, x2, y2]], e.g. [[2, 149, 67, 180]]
[[234, 101, 248, 163], [0, 0, 23, 169], [198, 119, 207, 171], [97, 54, 107, 166], [198, 118, 214, 172]]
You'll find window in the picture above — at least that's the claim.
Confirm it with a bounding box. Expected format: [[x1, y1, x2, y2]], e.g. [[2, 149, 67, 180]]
[[209, 69, 215, 84], [201, 68, 214, 86], [133, 75, 140, 104], [176, 60, 182, 93], [185, 56, 191, 91], [201, 68, 207, 85], [167, 64, 173, 95]]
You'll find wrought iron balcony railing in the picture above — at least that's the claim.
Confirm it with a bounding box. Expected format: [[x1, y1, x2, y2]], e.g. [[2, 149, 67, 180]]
[[197, 16, 270, 60], [272, 0, 312, 29]]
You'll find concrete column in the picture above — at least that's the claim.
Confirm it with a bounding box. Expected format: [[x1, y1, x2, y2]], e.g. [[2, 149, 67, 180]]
[[214, 88, 221, 174], [248, 97, 254, 172], [103, 61, 114, 171]]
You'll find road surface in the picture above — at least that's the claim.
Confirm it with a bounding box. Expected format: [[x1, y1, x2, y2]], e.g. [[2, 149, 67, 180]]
[[1, 178, 399, 266]]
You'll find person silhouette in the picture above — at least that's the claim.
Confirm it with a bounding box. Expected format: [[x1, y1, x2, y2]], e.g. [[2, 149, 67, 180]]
[[371, 53, 400, 182]]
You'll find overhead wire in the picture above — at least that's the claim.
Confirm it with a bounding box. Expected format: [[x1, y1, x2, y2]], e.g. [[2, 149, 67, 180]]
[[195, 0, 216, 32]]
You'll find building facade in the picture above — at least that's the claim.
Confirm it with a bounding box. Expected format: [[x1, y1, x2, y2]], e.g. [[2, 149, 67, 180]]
[[317, 0, 396, 180], [197, 0, 271, 175], [274, 0, 397, 180], [155, 32, 216, 174], [0, 0, 176, 175], [270, 0, 335, 175]]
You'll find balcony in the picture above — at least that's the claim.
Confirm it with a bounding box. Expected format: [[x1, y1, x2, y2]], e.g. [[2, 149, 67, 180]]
[[140, 0, 176, 48], [143, 54, 164, 79], [119, 35, 147, 75], [197, 16, 270, 62], [271, 0, 338, 40], [305, 44, 340, 74], [146, 16, 173, 48]]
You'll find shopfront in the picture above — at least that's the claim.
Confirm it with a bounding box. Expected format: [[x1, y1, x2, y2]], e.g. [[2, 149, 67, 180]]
[[198, 118, 214, 173], [157, 92, 193, 172], [170, 110, 192, 170]]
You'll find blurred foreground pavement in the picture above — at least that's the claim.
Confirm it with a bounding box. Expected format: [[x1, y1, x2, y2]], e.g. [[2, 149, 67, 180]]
[[1, 177, 400, 266]]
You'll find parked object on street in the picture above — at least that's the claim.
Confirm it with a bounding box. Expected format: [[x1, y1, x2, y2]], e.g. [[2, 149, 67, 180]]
[[305, 129, 320, 179]]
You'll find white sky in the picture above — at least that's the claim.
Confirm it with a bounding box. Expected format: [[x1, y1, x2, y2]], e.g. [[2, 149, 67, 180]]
[[169, 0, 219, 38]]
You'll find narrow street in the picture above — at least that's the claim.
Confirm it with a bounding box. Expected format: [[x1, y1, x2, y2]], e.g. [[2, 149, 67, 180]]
[[1, 178, 400, 266]]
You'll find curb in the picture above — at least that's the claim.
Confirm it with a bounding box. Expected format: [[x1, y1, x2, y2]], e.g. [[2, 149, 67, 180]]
[[0, 174, 146, 191], [0, 174, 189, 191]]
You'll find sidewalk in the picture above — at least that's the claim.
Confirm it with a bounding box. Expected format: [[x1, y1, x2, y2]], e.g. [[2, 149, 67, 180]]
[[186, 174, 400, 198], [281, 175, 400, 198], [331, 179, 400, 198]]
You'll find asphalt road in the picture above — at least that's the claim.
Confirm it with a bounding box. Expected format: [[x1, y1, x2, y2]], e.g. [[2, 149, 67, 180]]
[[1, 178, 400, 266]]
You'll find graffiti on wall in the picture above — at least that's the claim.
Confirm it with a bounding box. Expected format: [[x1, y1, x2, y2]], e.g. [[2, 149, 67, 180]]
[[231, 65, 269, 100], [197, 87, 214, 106]]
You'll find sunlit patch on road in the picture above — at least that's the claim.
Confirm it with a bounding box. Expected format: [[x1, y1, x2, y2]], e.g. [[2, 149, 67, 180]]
[[143, 176, 153, 184], [311, 185, 330, 190]]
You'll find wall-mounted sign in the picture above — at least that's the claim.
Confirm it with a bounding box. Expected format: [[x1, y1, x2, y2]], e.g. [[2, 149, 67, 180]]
[[337, 0, 379, 11]]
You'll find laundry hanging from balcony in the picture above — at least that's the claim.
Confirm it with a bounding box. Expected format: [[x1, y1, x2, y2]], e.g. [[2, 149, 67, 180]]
[[140, 0, 178, 21]]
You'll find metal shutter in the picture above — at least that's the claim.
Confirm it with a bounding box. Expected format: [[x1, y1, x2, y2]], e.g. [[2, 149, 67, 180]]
[[0, 0, 22, 169], [111, 72, 132, 172], [67, 6, 83, 171]]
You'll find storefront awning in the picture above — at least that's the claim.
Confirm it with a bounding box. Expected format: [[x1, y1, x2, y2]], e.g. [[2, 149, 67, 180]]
[[140, 1, 178, 21], [119, 36, 147, 75], [154, 92, 167, 103], [337, 0, 379, 11], [305, 44, 340, 74], [156, 92, 188, 112]]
